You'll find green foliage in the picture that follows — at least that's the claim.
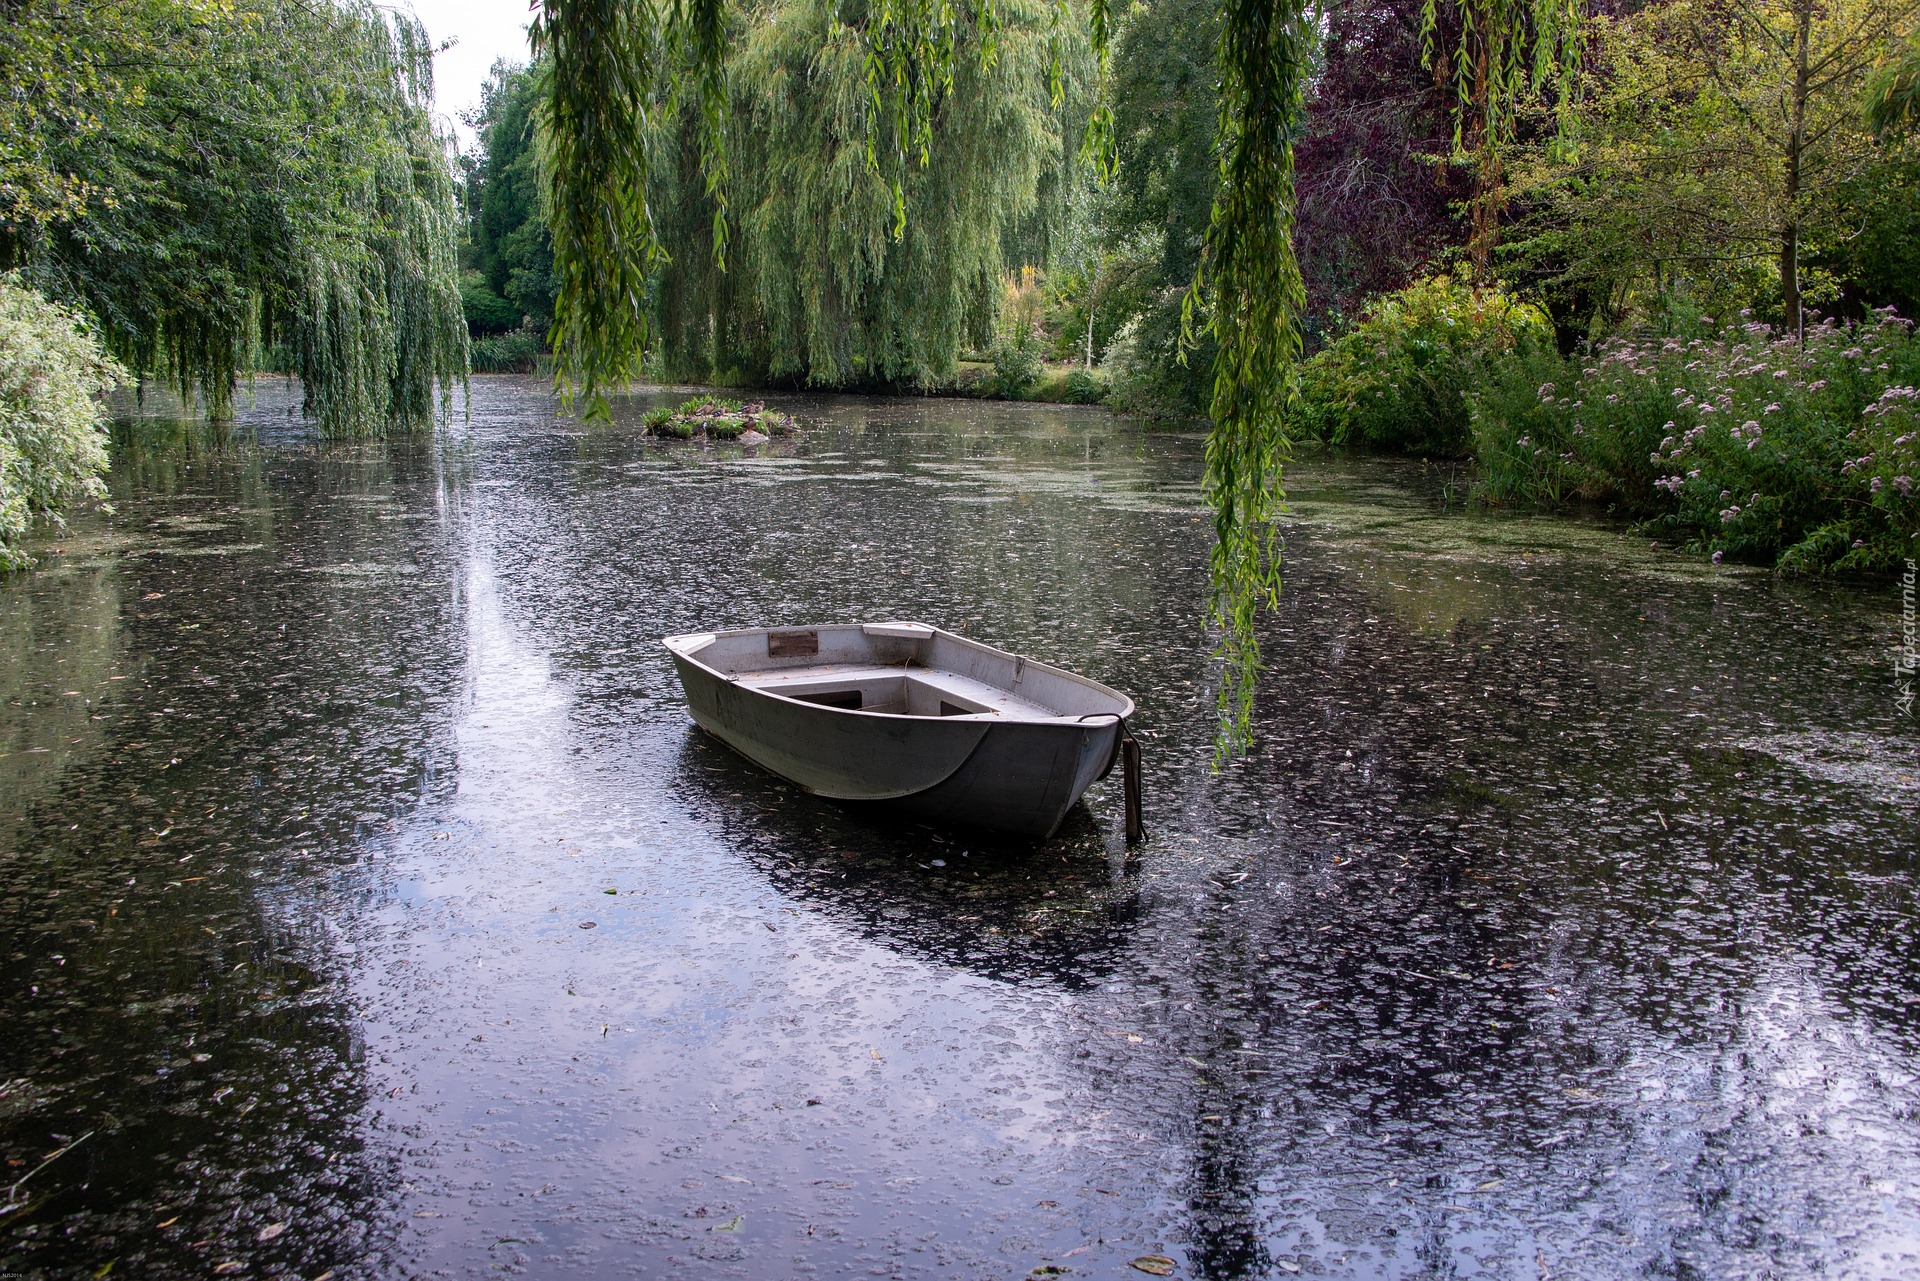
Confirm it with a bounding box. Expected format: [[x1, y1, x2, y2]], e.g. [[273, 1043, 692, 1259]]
[[645, 396, 795, 438], [1811, 146, 1920, 319], [1502, 0, 1915, 333], [1296, 275, 1554, 455], [1468, 309, 1920, 571], [1092, 0, 1223, 418], [1191, 0, 1312, 754], [1063, 367, 1105, 403], [1418, 0, 1585, 271], [533, 0, 1075, 409], [1110, 0, 1221, 294], [646, 0, 1081, 387], [988, 342, 1044, 398], [0, 274, 123, 571], [4, 0, 468, 436], [461, 272, 523, 335], [1866, 28, 1920, 136], [463, 61, 557, 334], [470, 328, 548, 373], [1100, 309, 1213, 417], [0, 0, 189, 230]]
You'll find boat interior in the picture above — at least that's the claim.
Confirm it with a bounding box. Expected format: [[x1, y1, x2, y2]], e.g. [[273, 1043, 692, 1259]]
[[663, 622, 1133, 723]]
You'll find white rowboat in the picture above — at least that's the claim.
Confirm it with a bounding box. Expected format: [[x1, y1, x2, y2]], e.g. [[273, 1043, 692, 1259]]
[[663, 622, 1141, 839]]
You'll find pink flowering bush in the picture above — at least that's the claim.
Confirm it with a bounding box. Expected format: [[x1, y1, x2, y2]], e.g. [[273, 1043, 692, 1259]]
[[1855, 385, 1920, 550], [1470, 309, 1920, 571]]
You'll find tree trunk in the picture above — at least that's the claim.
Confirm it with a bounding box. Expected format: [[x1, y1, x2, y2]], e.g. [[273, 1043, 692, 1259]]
[[1469, 20, 1495, 279], [1781, 0, 1812, 341]]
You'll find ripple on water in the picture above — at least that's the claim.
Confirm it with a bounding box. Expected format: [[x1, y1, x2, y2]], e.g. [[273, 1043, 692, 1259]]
[[0, 377, 1914, 1280]]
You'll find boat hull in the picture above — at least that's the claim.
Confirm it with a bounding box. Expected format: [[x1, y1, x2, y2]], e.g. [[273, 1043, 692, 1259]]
[[665, 627, 1128, 839]]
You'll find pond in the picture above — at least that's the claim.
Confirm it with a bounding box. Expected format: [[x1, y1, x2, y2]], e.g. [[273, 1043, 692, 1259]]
[[2, 376, 1916, 1279]]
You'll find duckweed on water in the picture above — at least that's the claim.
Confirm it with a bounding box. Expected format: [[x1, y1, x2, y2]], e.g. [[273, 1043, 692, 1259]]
[[1, 378, 1914, 1280]]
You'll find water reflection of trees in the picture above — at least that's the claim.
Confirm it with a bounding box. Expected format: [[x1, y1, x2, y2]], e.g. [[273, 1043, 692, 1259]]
[[0, 426, 470, 1276]]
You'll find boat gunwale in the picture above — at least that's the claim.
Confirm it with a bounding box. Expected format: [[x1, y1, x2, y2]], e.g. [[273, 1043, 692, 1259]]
[[661, 622, 1135, 726]]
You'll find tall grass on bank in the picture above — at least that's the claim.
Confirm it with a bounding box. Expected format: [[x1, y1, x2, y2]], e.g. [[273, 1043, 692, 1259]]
[[1470, 311, 1920, 572], [470, 329, 549, 374]]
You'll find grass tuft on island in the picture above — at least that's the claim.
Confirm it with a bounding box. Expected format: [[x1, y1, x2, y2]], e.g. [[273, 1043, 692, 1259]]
[[644, 397, 799, 442]]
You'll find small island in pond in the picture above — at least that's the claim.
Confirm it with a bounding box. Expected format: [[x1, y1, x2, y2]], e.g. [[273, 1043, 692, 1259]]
[[644, 396, 799, 443]]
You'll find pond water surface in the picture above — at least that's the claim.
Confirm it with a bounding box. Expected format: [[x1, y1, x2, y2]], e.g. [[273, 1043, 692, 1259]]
[[3, 377, 1917, 1280]]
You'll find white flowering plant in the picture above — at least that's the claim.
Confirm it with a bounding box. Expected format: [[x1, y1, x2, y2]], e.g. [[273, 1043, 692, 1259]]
[[1, 274, 125, 572]]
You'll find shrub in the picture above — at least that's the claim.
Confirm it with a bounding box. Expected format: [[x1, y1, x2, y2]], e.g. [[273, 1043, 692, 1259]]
[[1467, 346, 1585, 505], [459, 271, 521, 335], [987, 342, 1042, 399], [1470, 308, 1920, 571], [1296, 275, 1555, 455], [646, 397, 797, 440], [1, 274, 124, 572], [1101, 305, 1215, 418], [1063, 368, 1106, 404], [470, 327, 546, 373]]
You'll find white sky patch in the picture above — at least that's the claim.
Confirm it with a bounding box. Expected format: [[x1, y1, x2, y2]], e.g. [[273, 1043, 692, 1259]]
[[404, 0, 536, 150]]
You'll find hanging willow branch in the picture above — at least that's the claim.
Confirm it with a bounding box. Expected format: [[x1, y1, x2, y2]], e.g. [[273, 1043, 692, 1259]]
[[1420, 0, 1585, 274], [1186, 0, 1309, 758], [530, 0, 666, 415], [535, 0, 1114, 414]]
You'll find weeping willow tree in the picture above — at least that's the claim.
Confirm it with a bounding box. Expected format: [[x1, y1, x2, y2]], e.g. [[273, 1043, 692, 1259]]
[[535, 0, 1313, 748], [2, 0, 467, 435], [648, 0, 1080, 384], [530, 0, 1064, 401]]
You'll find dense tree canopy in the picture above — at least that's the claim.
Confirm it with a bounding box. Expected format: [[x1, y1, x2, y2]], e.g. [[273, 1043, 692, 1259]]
[[1506, 0, 1919, 332], [461, 60, 556, 337], [1, 0, 467, 433], [648, 0, 1086, 385]]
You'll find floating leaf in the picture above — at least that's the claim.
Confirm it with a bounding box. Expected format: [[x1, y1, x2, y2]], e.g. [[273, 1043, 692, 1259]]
[[256, 1221, 287, 1241], [1129, 1258, 1175, 1276], [712, 1214, 743, 1231]]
